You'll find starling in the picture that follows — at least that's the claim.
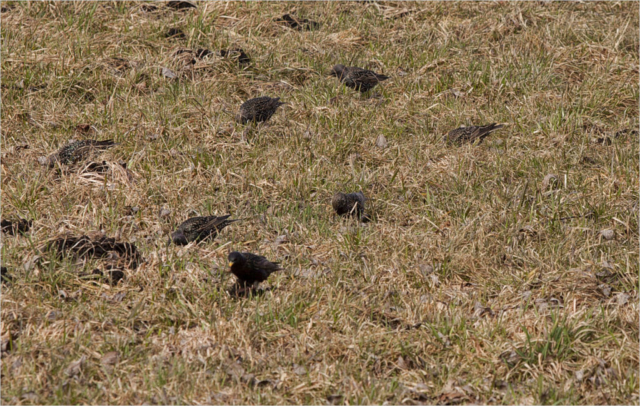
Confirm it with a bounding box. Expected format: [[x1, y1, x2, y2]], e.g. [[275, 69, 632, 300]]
[[329, 64, 390, 93], [235, 96, 285, 124], [170, 214, 239, 245], [43, 139, 116, 167], [47, 234, 141, 269], [445, 123, 504, 145], [219, 48, 251, 65], [227, 251, 282, 287], [332, 192, 368, 220], [1, 219, 32, 235]]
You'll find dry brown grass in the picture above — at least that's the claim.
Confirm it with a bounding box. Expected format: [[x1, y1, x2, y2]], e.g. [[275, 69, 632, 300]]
[[1, 1, 638, 404]]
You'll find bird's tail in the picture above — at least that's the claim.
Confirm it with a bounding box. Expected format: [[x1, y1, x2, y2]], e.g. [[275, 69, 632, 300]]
[[219, 214, 246, 223], [269, 263, 284, 275], [484, 123, 505, 132], [210, 215, 241, 230], [477, 123, 506, 144]]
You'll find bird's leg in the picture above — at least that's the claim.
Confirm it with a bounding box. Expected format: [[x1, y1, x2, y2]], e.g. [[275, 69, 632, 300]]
[[229, 281, 247, 296], [239, 285, 250, 296]]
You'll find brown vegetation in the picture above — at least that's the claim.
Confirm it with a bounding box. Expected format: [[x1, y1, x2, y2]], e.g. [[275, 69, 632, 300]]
[[1, 1, 638, 404]]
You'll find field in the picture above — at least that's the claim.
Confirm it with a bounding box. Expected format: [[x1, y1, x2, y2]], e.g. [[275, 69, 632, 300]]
[[1, 1, 639, 404]]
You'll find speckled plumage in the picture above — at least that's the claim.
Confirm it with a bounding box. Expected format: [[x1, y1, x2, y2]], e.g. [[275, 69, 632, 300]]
[[332, 192, 367, 219], [170, 215, 238, 245], [228, 251, 282, 286], [44, 140, 116, 167], [235, 96, 285, 124], [47, 234, 141, 269], [329, 64, 389, 93], [445, 123, 504, 145]]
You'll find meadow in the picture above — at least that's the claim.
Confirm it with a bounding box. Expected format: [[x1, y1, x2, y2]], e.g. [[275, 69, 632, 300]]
[[1, 1, 638, 404]]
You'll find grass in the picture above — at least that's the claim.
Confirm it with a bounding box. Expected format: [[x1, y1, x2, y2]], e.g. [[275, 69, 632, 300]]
[[1, 1, 638, 404]]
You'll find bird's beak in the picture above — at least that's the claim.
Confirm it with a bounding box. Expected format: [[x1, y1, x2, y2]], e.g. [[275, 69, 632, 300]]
[[228, 262, 234, 268]]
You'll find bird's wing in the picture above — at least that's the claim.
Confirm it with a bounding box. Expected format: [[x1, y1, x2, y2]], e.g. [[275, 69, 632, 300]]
[[245, 253, 282, 271], [244, 252, 267, 262], [467, 126, 483, 140], [187, 215, 230, 234], [200, 215, 228, 229], [351, 69, 387, 84], [478, 123, 502, 136], [176, 217, 198, 232], [447, 127, 477, 143], [354, 69, 378, 82]]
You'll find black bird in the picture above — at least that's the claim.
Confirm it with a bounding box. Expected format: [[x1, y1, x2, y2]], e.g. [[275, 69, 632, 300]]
[[236, 96, 285, 124], [227, 251, 282, 286], [332, 192, 368, 220], [43, 140, 116, 167], [1, 219, 32, 235], [445, 123, 504, 145], [170, 215, 238, 245], [329, 64, 390, 93], [47, 233, 141, 269]]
